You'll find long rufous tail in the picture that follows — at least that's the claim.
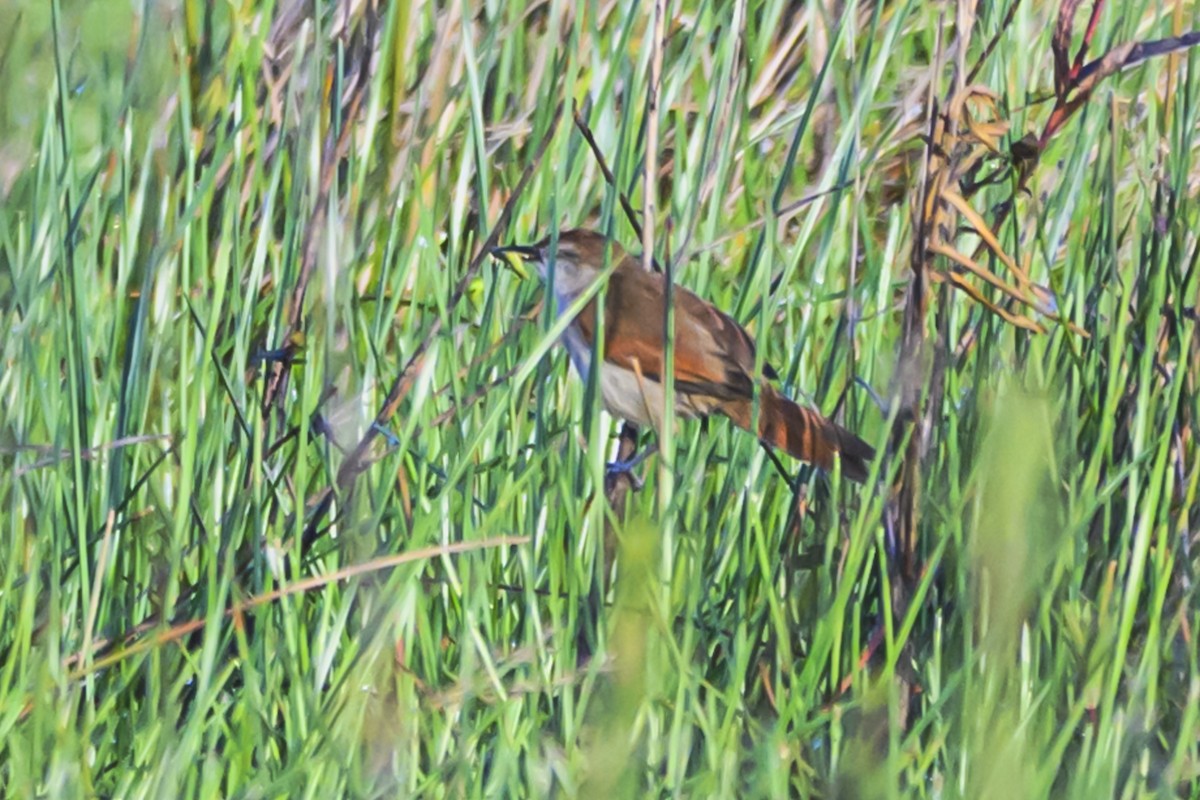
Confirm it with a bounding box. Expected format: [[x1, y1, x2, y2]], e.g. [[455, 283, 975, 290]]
[[725, 387, 874, 482]]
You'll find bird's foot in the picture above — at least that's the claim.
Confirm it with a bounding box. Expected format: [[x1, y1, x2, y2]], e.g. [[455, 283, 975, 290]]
[[604, 445, 658, 492], [605, 460, 644, 492]]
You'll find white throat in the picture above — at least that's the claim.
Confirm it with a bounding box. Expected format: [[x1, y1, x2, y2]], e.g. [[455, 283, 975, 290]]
[[537, 257, 598, 301]]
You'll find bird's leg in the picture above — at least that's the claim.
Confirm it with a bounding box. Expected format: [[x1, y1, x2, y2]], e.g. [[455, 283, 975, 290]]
[[604, 422, 658, 493], [606, 443, 658, 484]]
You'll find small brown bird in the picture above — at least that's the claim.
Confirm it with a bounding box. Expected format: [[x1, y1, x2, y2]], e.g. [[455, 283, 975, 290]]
[[492, 228, 874, 481]]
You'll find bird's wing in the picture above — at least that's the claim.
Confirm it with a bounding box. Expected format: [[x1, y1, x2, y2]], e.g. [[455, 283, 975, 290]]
[[573, 260, 766, 400]]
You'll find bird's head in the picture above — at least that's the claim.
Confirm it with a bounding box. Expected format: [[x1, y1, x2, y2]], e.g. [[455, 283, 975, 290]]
[[491, 228, 627, 291]]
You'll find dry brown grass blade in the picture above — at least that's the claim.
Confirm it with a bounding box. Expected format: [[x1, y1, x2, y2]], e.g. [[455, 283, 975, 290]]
[[938, 191, 1089, 338], [908, 79, 1066, 335], [1072, 41, 1138, 95], [930, 243, 1038, 309], [941, 190, 1032, 289], [1052, 0, 1089, 96], [937, 267, 1047, 334], [1108, 31, 1200, 76], [63, 536, 529, 677], [746, 6, 809, 110], [1041, 0, 1200, 147], [945, 83, 1000, 121], [964, 117, 1008, 154]]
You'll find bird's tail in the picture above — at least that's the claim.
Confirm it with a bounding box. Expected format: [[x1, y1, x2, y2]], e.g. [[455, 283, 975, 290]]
[[726, 387, 874, 482]]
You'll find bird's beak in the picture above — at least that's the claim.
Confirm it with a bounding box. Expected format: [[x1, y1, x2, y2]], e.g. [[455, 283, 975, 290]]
[[489, 244, 539, 281]]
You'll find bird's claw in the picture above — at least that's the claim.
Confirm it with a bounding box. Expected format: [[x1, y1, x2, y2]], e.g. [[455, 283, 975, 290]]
[[603, 444, 657, 493], [605, 457, 646, 491]]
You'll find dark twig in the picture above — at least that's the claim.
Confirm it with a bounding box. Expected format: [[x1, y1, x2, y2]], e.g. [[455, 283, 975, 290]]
[[572, 107, 646, 246]]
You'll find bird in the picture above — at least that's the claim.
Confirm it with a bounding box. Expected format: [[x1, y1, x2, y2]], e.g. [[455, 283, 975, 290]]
[[491, 228, 874, 482]]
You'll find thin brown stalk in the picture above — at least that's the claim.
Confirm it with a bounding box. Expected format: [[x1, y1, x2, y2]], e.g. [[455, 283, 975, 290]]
[[64, 536, 529, 678]]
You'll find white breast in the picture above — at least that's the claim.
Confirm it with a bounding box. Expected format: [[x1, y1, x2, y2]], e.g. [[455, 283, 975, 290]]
[[596, 361, 664, 427], [561, 311, 705, 430]]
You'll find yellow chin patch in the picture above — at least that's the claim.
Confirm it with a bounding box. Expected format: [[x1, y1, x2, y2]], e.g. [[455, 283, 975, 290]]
[[493, 249, 532, 281]]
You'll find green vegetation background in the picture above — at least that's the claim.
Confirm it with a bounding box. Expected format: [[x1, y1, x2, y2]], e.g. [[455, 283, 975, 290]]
[[0, 1, 1197, 797]]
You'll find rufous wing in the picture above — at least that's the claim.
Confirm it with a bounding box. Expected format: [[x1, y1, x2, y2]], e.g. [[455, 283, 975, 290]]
[[573, 259, 766, 400]]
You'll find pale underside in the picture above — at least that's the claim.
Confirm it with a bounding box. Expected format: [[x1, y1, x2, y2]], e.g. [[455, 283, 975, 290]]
[[559, 299, 724, 430]]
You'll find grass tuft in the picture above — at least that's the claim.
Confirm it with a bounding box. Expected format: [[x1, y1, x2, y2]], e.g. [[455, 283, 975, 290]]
[[1, 0, 1197, 796]]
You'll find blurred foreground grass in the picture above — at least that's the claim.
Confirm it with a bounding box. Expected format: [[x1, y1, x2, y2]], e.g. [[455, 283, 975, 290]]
[[0, 0, 1197, 796]]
